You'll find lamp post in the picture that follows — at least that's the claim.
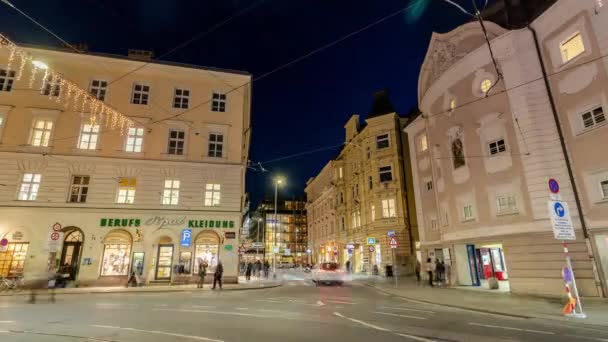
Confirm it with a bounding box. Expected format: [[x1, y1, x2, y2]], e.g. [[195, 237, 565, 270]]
[[273, 177, 284, 279]]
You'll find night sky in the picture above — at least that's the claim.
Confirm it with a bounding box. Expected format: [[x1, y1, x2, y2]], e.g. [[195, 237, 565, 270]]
[[0, 0, 474, 206]]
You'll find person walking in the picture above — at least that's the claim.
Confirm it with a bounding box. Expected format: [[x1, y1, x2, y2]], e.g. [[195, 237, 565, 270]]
[[263, 260, 270, 279], [436, 259, 445, 285], [255, 260, 262, 278], [245, 262, 252, 281], [345, 260, 351, 274], [197, 261, 207, 288], [415, 260, 421, 284], [425, 258, 435, 287], [212, 261, 224, 290]]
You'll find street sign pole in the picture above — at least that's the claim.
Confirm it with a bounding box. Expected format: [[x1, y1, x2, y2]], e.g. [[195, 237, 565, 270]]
[[392, 248, 397, 288], [563, 241, 586, 318]]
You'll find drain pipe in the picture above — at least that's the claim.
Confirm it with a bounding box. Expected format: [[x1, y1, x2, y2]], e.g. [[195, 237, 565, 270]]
[[527, 25, 605, 297]]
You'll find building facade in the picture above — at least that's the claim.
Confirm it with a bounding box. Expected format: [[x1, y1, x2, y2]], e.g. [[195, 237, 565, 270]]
[[406, 0, 607, 296], [260, 200, 307, 267], [0, 45, 251, 286], [306, 91, 417, 275]]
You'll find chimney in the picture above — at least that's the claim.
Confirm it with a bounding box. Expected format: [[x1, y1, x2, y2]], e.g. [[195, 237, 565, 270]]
[[344, 115, 360, 143], [128, 49, 154, 61]]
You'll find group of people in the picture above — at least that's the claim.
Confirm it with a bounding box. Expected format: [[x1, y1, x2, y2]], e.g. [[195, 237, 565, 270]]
[[244, 260, 270, 280], [416, 258, 447, 287], [197, 260, 224, 289]]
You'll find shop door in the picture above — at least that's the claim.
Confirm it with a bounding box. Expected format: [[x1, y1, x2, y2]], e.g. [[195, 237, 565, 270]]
[[155, 245, 174, 280], [59, 242, 82, 280], [466, 244, 480, 286]]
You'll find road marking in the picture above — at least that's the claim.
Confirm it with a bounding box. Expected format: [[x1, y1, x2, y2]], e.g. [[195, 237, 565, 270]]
[[380, 306, 435, 314], [236, 308, 249, 310], [92, 325, 223, 341], [469, 322, 555, 335], [0, 330, 8, 333], [564, 334, 608, 342], [317, 300, 325, 306], [333, 312, 390, 331], [155, 308, 278, 319], [325, 300, 355, 305], [396, 333, 437, 342], [372, 311, 426, 320], [523, 329, 555, 335], [0, 321, 15, 324]]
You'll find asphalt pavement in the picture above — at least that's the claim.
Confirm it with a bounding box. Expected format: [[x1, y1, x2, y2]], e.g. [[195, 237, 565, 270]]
[[0, 271, 607, 342]]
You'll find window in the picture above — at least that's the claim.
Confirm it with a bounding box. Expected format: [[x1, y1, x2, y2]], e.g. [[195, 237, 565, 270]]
[[368, 176, 373, 190], [371, 204, 376, 222], [162, 179, 180, 205], [430, 219, 438, 231], [382, 199, 396, 218], [560, 32, 585, 63], [351, 212, 357, 228], [452, 138, 465, 169], [31, 119, 53, 147], [480, 79, 492, 94], [339, 192, 344, 204], [208, 133, 224, 158], [131, 83, 150, 105], [338, 167, 343, 179], [463, 205, 474, 221], [69, 176, 90, 203], [497, 195, 517, 213], [41, 74, 60, 96], [426, 180, 433, 191], [488, 139, 506, 155], [449, 98, 456, 112], [0, 114, 6, 140], [125, 127, 144, 152], [419, 134, 428, 152], [167, 129, 185, 155], [211, 92, 226, 112], [101, 233, 131, 276], [600, 180, 608, 199], [0, 69, 15, 92], [581, 106, 605, 129], [117, 178, 136, 204], [376, 133, 389, 149], [379, 166, 393, 182], [341, 217, 345, 231], [366, 146, 371, 159], [78, 124, 100, 150], [89, 80, 107, 101], [0, 243, 28, 277], [18, 173, 41, 201], [173, 88, 190, 109], [204, 183, 221, 206]]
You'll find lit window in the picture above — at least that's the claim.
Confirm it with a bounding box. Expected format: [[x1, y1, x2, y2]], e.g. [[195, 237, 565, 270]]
[[173, 88, 190, 109], [117, 178, 136, 204], [18, 173, 41, 201], [419, 134, 428, 152], [162, 179, 180, 205], [338, 167, 343, 179], [426, 180, 433, 191], [167, 129, 185, 155], [463, 205, 474, 221], [488, 139, 506, 155], [131, 83, 150, 105], [78, 124, 100, 150], [371, 204, 376, 222], [89, 80, 107, 101], [497, 195, 517, 213], [204, 183, 221, 206], [449, 98, 456, 111], [208, 133, 224, 158], [601, 180, 608, 199], [125, 127, 144, 152], [382, 199, 396, 218], [480, 79, 492, 94], [560, 32, 585, 63], [31, 119, 53, 147], [41, 75, 60, 96], [211, 92, 226, 112], [581, 106, 605, 129], [69, 175, 90, 203], [379, 166, 393, 182], [0, 69, 15, 92], [0, 114, 5, 141], [376, 133, 390, 149]]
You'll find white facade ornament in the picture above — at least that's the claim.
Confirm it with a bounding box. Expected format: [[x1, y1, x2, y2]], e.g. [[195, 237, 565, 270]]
[[558, 63, 598, 94]]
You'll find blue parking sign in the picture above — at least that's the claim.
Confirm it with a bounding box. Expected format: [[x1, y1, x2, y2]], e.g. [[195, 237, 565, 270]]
[[181, 229, 192, 247]]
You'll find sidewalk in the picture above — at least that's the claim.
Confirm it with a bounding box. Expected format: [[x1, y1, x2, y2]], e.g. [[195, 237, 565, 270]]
[[363, 276, 608, 327], [0, 276, 281, 296]]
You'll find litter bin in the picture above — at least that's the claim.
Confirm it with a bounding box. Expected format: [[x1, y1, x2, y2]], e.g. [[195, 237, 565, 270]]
[[385, 265, 393, 277]]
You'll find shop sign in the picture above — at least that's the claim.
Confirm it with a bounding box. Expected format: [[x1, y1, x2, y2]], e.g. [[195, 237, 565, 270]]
[[367, 237, 376, 245], [12, 231, 23, 241], [180, 229, 192, 247], [224, 244, 233, 251], [224, 232, 236, 239], [99, 216, 236, 229], [0, 238, 8, 252]]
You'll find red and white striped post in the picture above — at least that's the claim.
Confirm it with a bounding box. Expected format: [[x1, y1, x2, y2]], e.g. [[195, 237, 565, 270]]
[[562, 242, 586, 318]]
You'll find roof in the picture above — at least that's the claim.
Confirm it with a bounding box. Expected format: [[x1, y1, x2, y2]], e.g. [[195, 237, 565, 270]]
[[367, 89, 397, 119]]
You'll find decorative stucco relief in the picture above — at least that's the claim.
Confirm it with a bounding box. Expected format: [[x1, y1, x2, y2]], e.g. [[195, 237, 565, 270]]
[[558, 63, 598, 95]]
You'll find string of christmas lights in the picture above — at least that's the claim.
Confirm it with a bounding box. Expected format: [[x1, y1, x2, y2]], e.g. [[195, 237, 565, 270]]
[[0, 33, 133, 134]]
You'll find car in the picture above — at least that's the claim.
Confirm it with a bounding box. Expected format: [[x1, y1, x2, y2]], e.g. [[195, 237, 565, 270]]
[[311, 262, 349, 285]]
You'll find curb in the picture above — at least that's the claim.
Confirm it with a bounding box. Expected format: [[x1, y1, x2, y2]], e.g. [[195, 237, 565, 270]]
[[0, 282, 282, 297]]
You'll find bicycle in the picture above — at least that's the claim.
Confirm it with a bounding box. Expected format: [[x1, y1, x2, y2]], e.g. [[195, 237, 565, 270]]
[[0, 275, 25, 292]]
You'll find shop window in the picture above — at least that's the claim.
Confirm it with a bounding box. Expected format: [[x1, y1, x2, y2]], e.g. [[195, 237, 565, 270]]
[[178, 252, 192, 274], [18, 173, 41, 201], [78, 124, 100, 150], [162, 179, 180, 205], [560, 32, 585, 63], [100, 230, 132, 276], [69, 175, 90, 203], [204, 183, 221, 206], [379, 166, 393, 182], [601, 180, 608, 199], [382, 198, 396, 218], [194, 231, 220, 273], [376, 133, 390, 149], [0, 242, 28, 277], [116, 177, 136, 204], [30, 119, 53, 147]]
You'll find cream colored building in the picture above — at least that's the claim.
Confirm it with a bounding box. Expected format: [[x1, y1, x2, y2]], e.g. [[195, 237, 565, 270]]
[[406, 0, 607, 297], [306, 91, 417, 275], [0, 45, 251, 286]]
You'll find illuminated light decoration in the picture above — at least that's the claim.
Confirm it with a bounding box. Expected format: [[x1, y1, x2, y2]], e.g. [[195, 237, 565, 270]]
[[0, 33, 133, 134]]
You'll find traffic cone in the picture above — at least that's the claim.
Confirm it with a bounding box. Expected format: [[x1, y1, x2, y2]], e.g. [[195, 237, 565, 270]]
[[562, 297, 576, 315]]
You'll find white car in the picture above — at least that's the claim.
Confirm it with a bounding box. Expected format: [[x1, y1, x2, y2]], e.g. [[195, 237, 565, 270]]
[[312, 262, 349, 285]]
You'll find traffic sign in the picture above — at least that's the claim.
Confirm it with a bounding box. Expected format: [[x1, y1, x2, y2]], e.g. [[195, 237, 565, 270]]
[[367, 237, 376, 245], [46, 230, 63, 252], [0, 238, 8, 252], [181, 229, 192, 247], [389, 237, 399, 249], [548, 178, 560, 194], [368, 245, 375, 252], [50, 232, 60, 241], [548, 200, 576, 240], [52, 222, 62, 232], [387, 230, 395, 237]]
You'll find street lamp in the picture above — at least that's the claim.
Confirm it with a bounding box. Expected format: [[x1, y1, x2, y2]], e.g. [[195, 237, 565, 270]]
[[273, 176, 285, 279]]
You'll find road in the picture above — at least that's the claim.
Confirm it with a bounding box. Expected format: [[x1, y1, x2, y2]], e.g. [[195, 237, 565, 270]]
[[1, 274, 607, 342]]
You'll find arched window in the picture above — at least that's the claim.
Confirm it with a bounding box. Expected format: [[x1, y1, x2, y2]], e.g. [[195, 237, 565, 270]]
[[194, 231, 220, 273], [452, 138, 466, 169], [64, 230, 83, 242], [100, 229, 132, 276]]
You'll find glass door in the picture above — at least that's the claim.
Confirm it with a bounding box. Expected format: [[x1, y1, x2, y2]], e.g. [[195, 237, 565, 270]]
[[155, 245, 174, 280]]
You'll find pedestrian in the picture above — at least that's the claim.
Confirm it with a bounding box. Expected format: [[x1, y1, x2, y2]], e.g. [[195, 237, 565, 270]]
[[255, 260, 262, 278], [425, 258, 435, 287], [212, 261, 224, 290], [263, 261, 270, 278], [245, 262, 252, 281], [197, 261, 207, 288], [415, 260, 421, 284], [345, 260, 351, 273], [437, 260, 446, 285]]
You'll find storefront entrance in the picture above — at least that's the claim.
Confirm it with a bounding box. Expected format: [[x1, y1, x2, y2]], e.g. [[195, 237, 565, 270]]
[[155, 243, 174, 280], [59, 229, 83, 280], [194, 231, 220, 274], [461, 243, 509, 291]]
